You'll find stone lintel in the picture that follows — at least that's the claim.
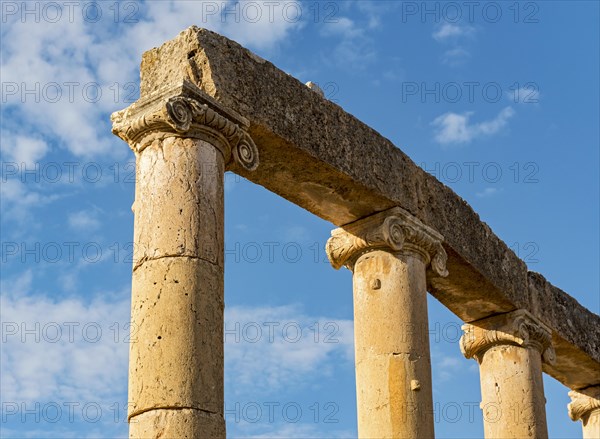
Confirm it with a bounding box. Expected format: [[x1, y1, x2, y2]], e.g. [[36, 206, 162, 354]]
[[111, 80, 259, 171], [568, 386, 600, 422], [461, 309, 555, 364], [326, 207, 448, 277], [115, 26, 600, 390]]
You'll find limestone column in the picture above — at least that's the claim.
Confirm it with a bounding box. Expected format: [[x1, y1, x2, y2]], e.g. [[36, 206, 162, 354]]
[[460, 309, 555, 439], [111, 81, 259, 438], [568, 386, 600, 439], [326, 207, 449, 439]]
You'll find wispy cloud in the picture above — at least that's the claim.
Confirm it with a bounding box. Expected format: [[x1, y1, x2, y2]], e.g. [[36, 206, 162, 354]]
[[441, 47, 471, 66], [318, 1, 397, 69], [431, 107, 515, 145], [247, 423, 355, 438], [433, 23, 475, 42], [0, 270, 130, 436], [320, 16, 376, 67], [433, 355, 463, 382], [432, 23, 477, 66], [68, 210, 102, 232], [0, 179, 62, 224], [476, 187, 501, 198], [1, 1, 303, 162], [225, 304, 354, 397], [1, 133, 49, 166], [321, 17, 362, 39]]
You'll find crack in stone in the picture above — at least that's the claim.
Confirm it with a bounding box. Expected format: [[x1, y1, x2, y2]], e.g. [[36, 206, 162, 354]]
[[133, 254, 219, 272]]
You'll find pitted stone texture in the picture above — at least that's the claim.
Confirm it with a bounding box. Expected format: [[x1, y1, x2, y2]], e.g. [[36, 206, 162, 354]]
[[133, 137, 224, 268], [133, 26, 599, 390], [353, 250, 435, 439], [126, 134, 225, 438], [528, 272, 600, 389], [130, 408, 224, 439], [129, 257, 223, 418], [478, 345, 548, 439], [462, 311, 550, 439]]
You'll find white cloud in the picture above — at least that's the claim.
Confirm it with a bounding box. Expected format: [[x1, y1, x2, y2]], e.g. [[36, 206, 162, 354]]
[[442, 47, 471, 66], [0, 271, 130, 435], [247, 423, 355, 438], [68, 210, 102, 231], [432, 353, 464, 382], [319, 9, 378, 68], [432, 23, 476, 66], [1, 1, 302, 161], [433, 23, 475, 42], [0, 179, 61, 224], [225, 305, 354, 397], [0, 277, 353, 436], [476, 187, 501, 198], [321, 17, 362, 39], [431, 106, 515, 145], [1, 133, 49, 166]]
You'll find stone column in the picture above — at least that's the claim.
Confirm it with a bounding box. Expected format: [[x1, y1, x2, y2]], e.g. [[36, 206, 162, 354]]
[[326, 207, 449, 439], [568, 386, 600, 439], [111, 81, 259, 438], [460, 309, 555, 439]]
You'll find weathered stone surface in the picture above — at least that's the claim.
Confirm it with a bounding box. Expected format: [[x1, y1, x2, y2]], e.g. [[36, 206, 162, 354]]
[[461, 310, 552, 439], [130, 26, 599, 390], [326, 208, 444, 438], [130, 408, 224, 439], [132, 137, 224, 268], [353, 250, 435, 439], [129, 257, 224, 418], [117, 125, 228, 436], [528, 272, 600, 389], [477, 345, 548, 438]]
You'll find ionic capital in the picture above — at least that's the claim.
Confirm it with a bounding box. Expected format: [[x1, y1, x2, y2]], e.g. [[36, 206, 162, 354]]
[[460, 309, 555, 364], [111, 80, 259, 171], [568, 386, 600, 422], [325, 207, 448, 276]]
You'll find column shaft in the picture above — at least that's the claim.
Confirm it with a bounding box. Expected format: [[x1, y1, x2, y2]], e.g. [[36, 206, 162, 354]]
[[353, 250, 434, 438], [581, 409, 600, 439], [327, 207, 449, 439], [478, 344, 547, 438], [128, 137, 225, 437], [461, 310, 554, 439]]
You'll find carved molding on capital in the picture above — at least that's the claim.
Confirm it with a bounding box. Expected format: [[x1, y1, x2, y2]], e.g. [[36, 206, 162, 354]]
[[325, 207, 448, 277], [568, 386, 600, 422], [111, 80, 259, 171], [460, 309, 555, 365]]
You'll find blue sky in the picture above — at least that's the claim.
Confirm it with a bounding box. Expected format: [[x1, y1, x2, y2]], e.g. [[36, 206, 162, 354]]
[[1, 1, 598, 437]]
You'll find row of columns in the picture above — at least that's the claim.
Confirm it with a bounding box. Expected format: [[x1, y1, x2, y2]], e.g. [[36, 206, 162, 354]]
[[326, 207, 600, 439], [112, 82, 599, 438]]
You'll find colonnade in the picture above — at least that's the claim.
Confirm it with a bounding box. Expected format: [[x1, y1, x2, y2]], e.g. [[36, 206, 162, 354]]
[[112, 83, 600, 438]]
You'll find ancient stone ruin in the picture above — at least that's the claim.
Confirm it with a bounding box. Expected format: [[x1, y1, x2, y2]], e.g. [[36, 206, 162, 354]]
[[111, 27, 600, 438]]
